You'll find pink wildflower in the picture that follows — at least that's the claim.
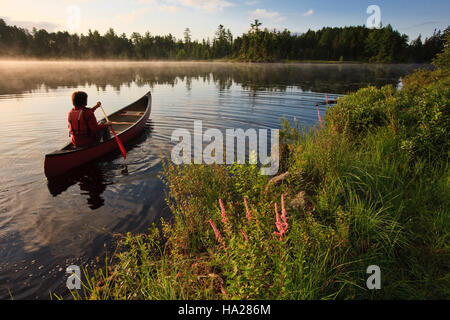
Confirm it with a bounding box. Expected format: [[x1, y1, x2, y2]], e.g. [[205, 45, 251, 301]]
[[281, 194, 288, 223], [273, 195, 289, 241], [219, 198, 228, 224], [244, 198, 251, 221], [317, 106, 323, 126], [240, 229, 248, 242], [209, 219, 222, 242]]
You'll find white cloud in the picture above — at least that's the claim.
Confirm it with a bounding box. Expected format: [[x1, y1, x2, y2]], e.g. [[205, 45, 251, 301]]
[[117, 7, 152, 23], [121, 0, 233, 13], [250, 8, 285, 22], [303, 9, 314, 17], [158, 4, 180, 13], [167, 0, 234, 12], [62, 0, 104, 3], [1, 16, 61, 31], [244, 0, 259, 5]]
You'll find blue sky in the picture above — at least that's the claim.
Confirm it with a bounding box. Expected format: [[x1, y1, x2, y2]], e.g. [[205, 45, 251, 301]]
[[0, 0, 448, 42]]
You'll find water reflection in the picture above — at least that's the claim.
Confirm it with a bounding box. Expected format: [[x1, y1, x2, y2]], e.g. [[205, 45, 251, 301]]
[[47, 164, 110, 210], [0, 61, 428, 95], [46, 123, 153, 210]]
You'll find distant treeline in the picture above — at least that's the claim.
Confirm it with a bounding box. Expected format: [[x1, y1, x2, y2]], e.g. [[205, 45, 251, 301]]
[[0, 18, 448, 63]]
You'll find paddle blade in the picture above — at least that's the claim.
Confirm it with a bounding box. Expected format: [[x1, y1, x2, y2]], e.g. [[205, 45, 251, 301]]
[[110, 127, 127, 159]]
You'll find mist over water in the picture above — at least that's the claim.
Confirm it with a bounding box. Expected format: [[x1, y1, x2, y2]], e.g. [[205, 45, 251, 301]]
[[0, 61, 422, 299], [0, 60, 426, 95]]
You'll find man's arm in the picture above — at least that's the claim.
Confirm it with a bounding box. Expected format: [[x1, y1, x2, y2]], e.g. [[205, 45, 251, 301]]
[[91, 101, 102, 112], [86, 109, 108, 133], [89, 102, 112, 127]]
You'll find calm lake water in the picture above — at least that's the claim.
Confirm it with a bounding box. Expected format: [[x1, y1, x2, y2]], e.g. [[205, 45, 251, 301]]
[[0, 61, 423, 299]]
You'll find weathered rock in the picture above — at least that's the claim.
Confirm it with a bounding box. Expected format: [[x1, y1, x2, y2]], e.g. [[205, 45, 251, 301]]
[[265, 171, 289, 192], [290, 191, 306, 209]]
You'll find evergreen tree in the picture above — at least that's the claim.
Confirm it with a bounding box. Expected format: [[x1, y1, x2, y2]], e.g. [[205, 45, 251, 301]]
[[0, 18, 446, 63]]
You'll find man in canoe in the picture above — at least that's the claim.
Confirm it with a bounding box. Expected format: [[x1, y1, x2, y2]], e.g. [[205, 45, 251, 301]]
[[68, 91, 112, 147]]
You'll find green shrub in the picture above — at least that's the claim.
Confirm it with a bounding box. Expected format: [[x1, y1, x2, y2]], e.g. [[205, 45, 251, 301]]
[[398, 75, 450, 160], [325, 85, 394, 137]]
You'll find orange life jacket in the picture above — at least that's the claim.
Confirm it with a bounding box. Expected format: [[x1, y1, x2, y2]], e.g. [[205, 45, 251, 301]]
[[68, 108, 91, 136]]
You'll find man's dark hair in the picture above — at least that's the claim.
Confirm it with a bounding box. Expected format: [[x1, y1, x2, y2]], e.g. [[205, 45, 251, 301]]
[[72, 91, 88, 108]]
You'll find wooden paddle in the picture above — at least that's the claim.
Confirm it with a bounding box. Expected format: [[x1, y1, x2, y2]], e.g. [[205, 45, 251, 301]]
[[99, 105, 127, 160]]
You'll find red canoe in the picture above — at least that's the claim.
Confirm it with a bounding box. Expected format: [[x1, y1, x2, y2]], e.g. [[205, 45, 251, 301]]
[[44, 92, 152, 178]]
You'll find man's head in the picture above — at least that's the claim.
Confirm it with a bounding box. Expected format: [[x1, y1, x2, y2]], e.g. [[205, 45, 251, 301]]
[[72, 91, 88, 108]]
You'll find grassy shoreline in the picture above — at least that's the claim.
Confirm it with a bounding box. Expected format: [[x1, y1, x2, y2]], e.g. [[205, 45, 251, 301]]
[[70, 39, 449, 300]]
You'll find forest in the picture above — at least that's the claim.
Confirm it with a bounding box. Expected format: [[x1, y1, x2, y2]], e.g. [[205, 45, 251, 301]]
[[0, 18, 447, 63]]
